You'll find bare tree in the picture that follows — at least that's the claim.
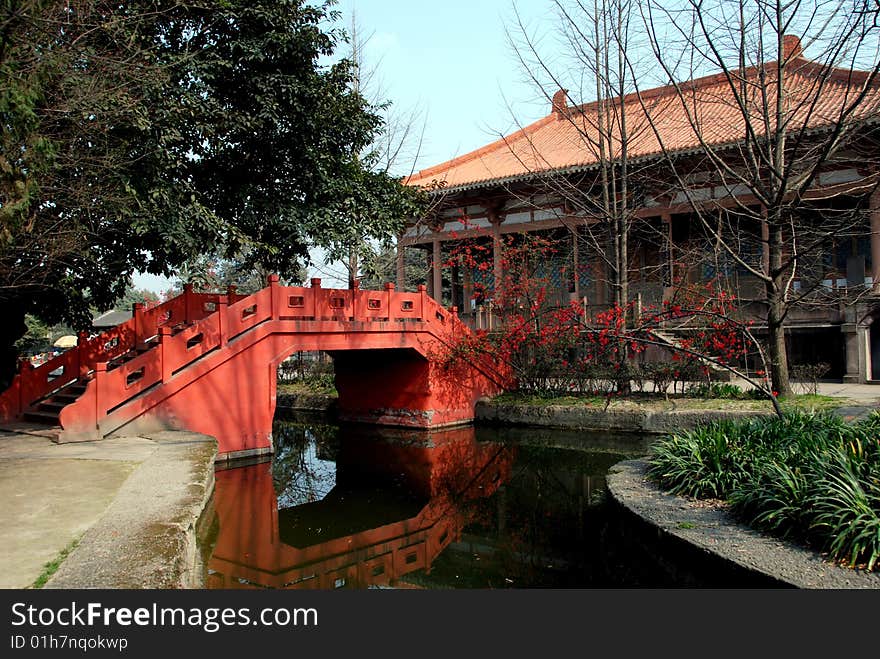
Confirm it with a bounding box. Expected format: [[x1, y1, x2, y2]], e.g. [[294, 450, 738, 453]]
[[504, 0, 645, 310], [503, 0, 703, 392], [332, 10, 429, 289], [629, 0, 880, 395]]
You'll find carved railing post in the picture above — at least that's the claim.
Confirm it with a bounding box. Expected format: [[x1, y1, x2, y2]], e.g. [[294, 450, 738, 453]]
[[184, 283, 194, 324], [77, 331, 90, 378], [268, 274, 280, 320], [352, 277, 360, 320], [18, 360, 31, 415], [132, 303, 144, 350], [94, 362, 108, 425], [159, 326, 172, 383], [311, 278, 321, 319], [217, 298, 228, 348], [385, 282, 395, 320], [418, 284, 427, 321]]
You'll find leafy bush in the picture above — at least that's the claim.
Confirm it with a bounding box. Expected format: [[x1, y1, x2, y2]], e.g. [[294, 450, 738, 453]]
[[647, 411, 880, 570], [647, 419, 757, 498], [687, 382, 744, 399]]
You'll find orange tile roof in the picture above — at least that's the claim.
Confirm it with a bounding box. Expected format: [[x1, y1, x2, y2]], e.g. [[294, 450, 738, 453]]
[[406, 51, 880, 194]]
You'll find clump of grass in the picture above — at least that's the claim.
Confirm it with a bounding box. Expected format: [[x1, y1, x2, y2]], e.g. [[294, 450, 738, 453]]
[[31, 537, 80, 588], [648, 410, 880, 571]]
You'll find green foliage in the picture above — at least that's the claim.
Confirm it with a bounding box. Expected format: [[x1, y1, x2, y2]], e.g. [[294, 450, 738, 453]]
[[647, 419, 757, 499], [648, 411, 880, 570], [686, 382, 744, 399], [0, 0, 425, 385], [117, 287, 160, 310], [277, 353, 336, 395], [14, 315, 52, 354]]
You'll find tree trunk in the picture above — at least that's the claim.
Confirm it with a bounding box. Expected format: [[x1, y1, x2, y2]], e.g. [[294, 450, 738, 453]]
[[0, 301, 27, 392], [767, 294, 791, 397], [767, 222, 792, 397]]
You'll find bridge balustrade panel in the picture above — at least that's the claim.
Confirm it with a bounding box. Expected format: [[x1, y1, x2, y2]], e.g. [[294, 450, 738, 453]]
[[95, 352, 163, 417], [226, 289, 273, 339], [18, 351, 80, 409], [355, 289, 392, 321], [389, 291, 425, 322], [279, 288, 317, 320], [311, 287, 355, 321], [90, 321, 136, 366], [162, 314, 223, 374]]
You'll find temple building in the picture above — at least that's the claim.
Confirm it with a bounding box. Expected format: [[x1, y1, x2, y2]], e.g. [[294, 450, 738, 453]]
[[399, 35, 880, 383]]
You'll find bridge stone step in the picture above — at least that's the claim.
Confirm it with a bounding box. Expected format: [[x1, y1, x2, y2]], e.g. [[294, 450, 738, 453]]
[[24, 409, 61, 425]]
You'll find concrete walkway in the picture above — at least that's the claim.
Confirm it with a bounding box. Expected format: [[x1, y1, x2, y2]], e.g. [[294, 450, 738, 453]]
[[0, 429, 216, 589]]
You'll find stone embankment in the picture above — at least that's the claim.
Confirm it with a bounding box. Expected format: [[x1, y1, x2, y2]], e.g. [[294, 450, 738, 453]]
[[45, 431, 217, 589], [606, 459, 880, 588], [278, 391, 786, 434], [0, 428, 217, 589], [474, 398, 772, 433]]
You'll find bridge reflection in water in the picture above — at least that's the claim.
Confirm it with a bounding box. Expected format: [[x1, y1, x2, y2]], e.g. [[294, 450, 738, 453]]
[[206, 424, 517, 589]]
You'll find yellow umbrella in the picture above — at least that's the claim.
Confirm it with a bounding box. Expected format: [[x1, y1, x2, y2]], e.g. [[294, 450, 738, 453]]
[[53, 335, 78, 349]]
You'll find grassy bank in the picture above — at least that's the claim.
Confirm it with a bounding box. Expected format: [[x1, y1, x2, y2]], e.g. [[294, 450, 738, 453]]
[[647, 411, 880, 571]]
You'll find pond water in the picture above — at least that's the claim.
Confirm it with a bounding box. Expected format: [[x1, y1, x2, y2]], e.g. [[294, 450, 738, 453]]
[[203, 419, 658, 589]]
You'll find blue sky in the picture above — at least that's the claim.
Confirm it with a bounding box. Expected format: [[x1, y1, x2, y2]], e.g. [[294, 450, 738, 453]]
[[334, 0, 553, 174], [135, 0, 554, 293]]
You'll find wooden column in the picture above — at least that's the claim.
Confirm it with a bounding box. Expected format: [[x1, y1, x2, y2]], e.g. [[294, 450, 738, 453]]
[[432, 239, 442, 303], [871, 190, 880, 292], [662, 213, 673, 300], [490, 212, 503, 298]]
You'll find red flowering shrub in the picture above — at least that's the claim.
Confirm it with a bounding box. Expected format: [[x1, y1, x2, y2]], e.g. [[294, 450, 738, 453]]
[[439, 219, 773, 403]]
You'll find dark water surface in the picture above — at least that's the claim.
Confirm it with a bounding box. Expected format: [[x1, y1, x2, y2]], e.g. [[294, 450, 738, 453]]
[[204, 420, 656, 589]]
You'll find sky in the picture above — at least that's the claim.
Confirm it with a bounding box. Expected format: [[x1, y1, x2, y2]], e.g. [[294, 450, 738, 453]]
[[334, 0, 554, 174], [134, 0, 558, 293]]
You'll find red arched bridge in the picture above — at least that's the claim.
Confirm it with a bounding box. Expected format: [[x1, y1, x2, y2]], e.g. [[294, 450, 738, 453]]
[[0, 277, 505, 460]]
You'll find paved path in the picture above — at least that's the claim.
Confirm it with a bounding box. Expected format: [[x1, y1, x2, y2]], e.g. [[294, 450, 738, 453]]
[[815, 381, 880, 402], [0, 429, 215, 589]]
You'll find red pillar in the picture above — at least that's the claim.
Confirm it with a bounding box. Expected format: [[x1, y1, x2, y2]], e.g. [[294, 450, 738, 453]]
[[132, 303, 145, 349], [94, 362, 108, 422], [268, 273, 280, 320], [217, 298, 228, 348], [184, 283, 194, 324], [77, 331, 90, 378], [159, 326, 172, 383]]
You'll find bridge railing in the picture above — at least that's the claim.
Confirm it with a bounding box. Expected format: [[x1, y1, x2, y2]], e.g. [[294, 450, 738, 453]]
[[0, 285, 232, 420], [2, 274, 493, 431], [273, 279, 439, 324]]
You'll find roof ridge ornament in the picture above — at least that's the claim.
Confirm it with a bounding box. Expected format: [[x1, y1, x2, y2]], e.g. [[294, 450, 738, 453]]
[[782, 34, 803, 61], [552, 88, 569, 119]]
